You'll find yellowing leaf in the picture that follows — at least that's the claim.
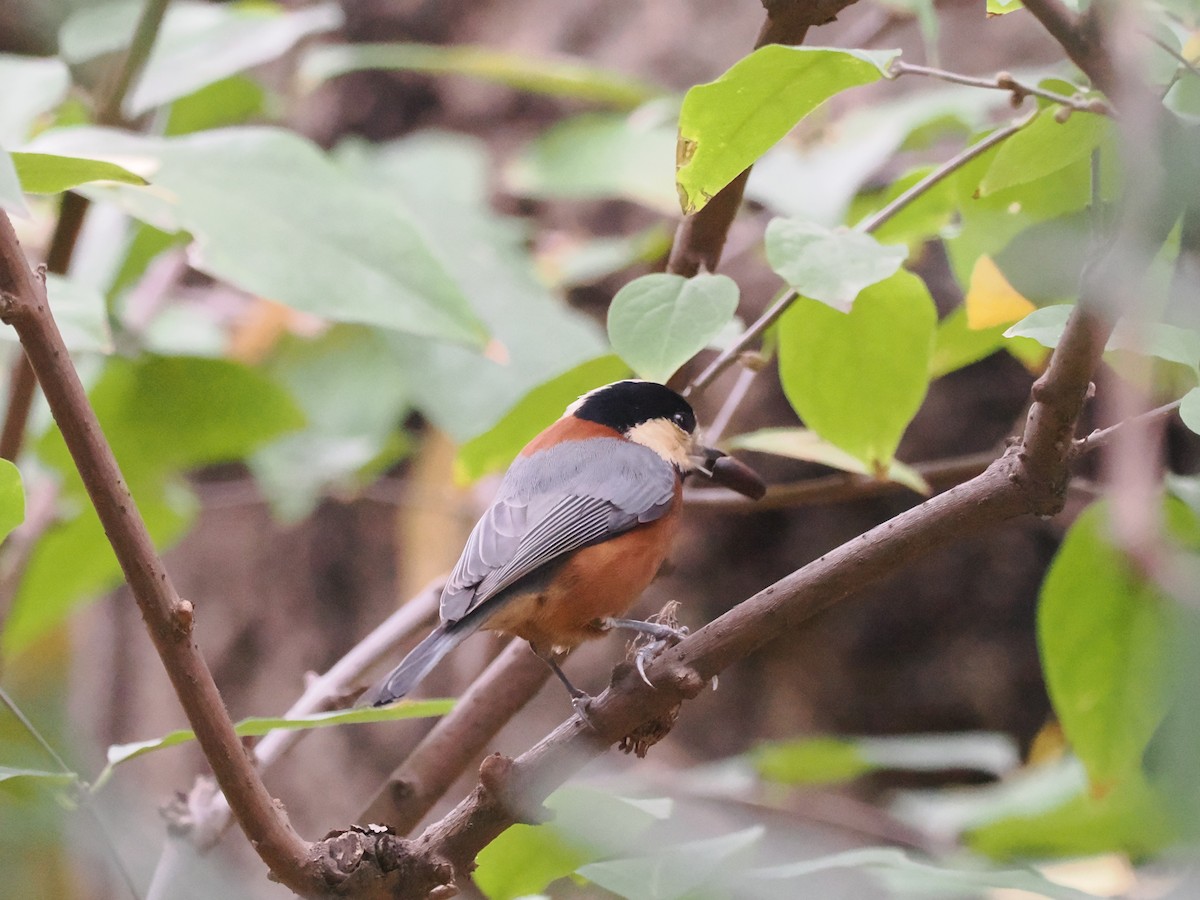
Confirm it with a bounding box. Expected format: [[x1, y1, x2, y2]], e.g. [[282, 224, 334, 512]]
[[966, 256, 1035, 330]]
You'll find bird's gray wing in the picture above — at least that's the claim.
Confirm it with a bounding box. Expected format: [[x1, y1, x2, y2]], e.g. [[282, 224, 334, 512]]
[[439, 438, 676, 622]]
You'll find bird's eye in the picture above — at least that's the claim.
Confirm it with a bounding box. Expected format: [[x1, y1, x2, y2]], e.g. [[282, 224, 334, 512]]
[[672, 412, 687, 427]]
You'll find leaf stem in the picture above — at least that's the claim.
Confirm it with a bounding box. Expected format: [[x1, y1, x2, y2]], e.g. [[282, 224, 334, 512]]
[[889, 60, 1112, 115], [853, 108, 1036, 235]]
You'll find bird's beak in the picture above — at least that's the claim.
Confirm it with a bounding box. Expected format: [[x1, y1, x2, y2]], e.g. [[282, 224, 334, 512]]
[[689, 442, 767, 500]]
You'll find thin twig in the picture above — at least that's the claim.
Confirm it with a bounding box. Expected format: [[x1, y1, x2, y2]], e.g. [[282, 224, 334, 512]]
[[685, 287, 791, 399], [686, 450, 998, 511], [0, 686, 141, 900], [853, 108, 1037, 235], [686, 109, 1036, 401], [889, 60, 1112, 115], [1074, 400, 1182, 453], [1141, 31, 1200, 81]]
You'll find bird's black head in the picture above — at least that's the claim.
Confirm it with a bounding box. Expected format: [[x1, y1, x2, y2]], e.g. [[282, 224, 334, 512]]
[[569, 380, 697, 435]]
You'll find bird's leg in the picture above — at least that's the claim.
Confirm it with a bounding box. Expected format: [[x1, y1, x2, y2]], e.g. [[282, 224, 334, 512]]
[[530, 644, 599, 727], [600, 617, 689, 688]]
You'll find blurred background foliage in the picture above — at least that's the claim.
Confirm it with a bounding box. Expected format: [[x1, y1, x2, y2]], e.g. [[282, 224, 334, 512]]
[[1, 0, 1199, 897]]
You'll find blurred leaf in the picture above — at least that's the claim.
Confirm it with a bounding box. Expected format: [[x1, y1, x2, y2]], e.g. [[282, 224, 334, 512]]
[[608, 273, 738, 383], [676, 46, 899, 214], [300, 43, 663, 109], [0, 460, 24, 543], [755, 732, 1018, 787], [456, 355, 629, 483], [250, 326, 414, 522], [980, 108, 1109, 196], [930, 307, 1007, 379], [165, 75, 267, 135], [1039, 499, 1200, 792], [753, 737, 873, 785], [0, 766, 76, 788], [507, 110, 678, 214], [60, 0, 342, 115], [334, 132, 604, 440], [0, 149, 24, 216], [3, 482, 195, 658], [537, 225, 672, 289], [36, 275, 113, 354], [751, 847, 1100, 899], [728, 428, 930, 495], [1006, 305, 1200, 372], [0, 55, 69, 146], [1182, 387, 1200, 434], [11, 152, 148, 194], [98, 699, 454, 787], [765, 219, 906, 312], [987, 0, 1024, 13], [967, 771, 1176, 860], [579, 826, 763, 900], [476, 786, 670, 900], [777, 270, 936, 471], [965, 255, 1036, 329], [28, 126, 487, 345], [4, 356, 303, 656]]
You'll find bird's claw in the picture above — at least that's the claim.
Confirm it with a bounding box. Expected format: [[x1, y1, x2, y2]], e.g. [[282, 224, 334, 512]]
[[631, 626, 688, 688], [571, 692, 600, 731]]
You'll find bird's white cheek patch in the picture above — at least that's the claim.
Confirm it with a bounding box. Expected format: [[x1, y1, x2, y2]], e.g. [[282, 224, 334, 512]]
[[626, 419, 693, 470]]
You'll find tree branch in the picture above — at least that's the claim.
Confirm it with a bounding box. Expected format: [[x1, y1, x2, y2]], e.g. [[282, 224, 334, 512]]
[[665, 0, 861, 279], [0, 0, 171, 462], [359, 640, 552, 833], [0, 212, 325, 895], [889, 61, 1112, 115]]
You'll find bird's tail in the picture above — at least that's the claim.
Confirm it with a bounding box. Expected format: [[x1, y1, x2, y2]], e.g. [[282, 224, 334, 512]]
[[357, 622, 473, 708]]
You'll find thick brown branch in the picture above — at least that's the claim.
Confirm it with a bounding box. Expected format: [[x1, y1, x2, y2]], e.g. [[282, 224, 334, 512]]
[[0, 212, 323, 896], [1021, 0, 1117, 95]]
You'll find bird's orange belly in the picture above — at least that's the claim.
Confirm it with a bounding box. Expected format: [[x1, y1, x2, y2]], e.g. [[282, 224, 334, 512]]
[[482, 501, 681, 652]]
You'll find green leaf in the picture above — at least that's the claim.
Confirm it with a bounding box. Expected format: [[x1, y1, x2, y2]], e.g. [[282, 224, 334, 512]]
[[765, 219, 907, 312], [11, 152, 148, 195], [753, 737, 873, 785], [475, 787, 670, 900], [607, 273, 738, 383], [980, 108, 1109, 197], [455, 355, 630, 483], [40, 274, 114, 354], [929, 306, 1007, 378], [97, 700, 453, 787], [333, 133, 604, 440], [1006, 305, 1200, 372], [0, 54, 69, 146], [753, 732, 1018, 787], [579, 826, 763, 900], [676, 46, 899, 214], [777, 269, 936, 471], [751, 847, 1101, 900], [1038, 499, 1198, 792], [28, 126, 487, 345], [0, 460, 24, 544], [60, 0, 342, 115], [986, 0, 1024, 13], [539, 225, 672, 289], [727, 428, 931, 495], [165, 75, 267, 136], [250, 326, 413, 522], [1182, 387, 1200, 435], [300, 43, 663, 109], [506, 111, 678, 214], [3, 356, 303, 657], [967, 769, 1176, 860], [0, 766, 76, 788]]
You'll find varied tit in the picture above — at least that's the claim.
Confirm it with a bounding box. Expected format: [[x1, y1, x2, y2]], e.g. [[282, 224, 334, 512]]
[[359, 379, 766, 708]]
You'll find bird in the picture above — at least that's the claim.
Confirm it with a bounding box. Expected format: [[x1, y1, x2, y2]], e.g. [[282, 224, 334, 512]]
[[358, 379, 766, 709]]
